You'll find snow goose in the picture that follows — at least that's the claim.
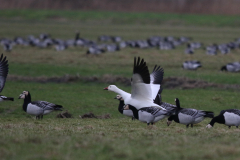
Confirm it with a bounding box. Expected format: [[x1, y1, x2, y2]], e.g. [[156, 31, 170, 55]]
[[167, 98, 214, 128], [182, 61, 202, 70], [18, 91, 63, 119], [115, 95, 134, 120], [206, 109, 240, 129], [104, 57, 165, 110], [0, 54, 14, 102]]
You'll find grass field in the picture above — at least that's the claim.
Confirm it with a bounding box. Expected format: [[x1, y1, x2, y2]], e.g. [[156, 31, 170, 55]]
[[0, 10, 240, 160]]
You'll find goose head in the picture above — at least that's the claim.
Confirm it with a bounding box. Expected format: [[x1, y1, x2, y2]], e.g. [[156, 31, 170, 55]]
[[104, 85, 118, 92], [18, 91, 29, 99], [114, 95, 123, 101], [220, 66, 227, 71], [206, 124, 213, 128]]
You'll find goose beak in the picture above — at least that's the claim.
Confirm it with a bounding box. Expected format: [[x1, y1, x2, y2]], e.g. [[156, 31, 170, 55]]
[[114, 97, 117, 99], [103, 87, 108, 90], [167, 120, 172, 126]]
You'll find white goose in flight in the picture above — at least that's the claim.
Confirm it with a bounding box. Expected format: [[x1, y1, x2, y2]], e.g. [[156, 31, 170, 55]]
[[104, 57, 165, 110]]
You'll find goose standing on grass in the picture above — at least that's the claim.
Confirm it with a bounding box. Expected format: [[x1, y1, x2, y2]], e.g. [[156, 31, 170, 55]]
[[206, 109, 240, 129], [0, 54, 14, 102], [115, 95, 134, 120], [104, 57, 165, 110], [18, 91, 63, 119], [124, 104, 169, 125], [122, 88, 176, 125], [182, 61, 202, 70], [221, 62, 240, 72], [167, 98, 214, 128]]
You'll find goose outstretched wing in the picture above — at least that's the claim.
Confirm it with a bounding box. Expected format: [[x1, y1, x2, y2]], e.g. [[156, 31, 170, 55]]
[[0, 54, 9, 93]]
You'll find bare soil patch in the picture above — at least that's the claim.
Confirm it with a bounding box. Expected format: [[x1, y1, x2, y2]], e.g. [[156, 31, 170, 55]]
[[7, 74, 240, 90]]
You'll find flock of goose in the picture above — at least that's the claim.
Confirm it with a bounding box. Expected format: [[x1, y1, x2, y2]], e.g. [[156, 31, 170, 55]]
[[1, 33, 240, 72], [104, 57, 240, 128], [0, 53, 239, 128]]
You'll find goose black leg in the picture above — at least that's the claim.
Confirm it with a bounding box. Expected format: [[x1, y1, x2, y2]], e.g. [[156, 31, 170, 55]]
[[191, 124, 193, 128], [40, 115, 43, 119], [228, 126, 231, 129], [237, 126, 238, 128], [186, 124, 189, 128], [147, 123, 150, 126], [151, 122, 154, 125], [132, 117, 135, 121]]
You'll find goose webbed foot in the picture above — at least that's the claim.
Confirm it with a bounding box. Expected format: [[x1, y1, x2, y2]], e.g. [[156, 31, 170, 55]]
[[132, 117, 135, 121], [147, 123, 150, 126], [151, 122, 154, 125], [186, 124, 189, 128], [228, 126, 231, 129], [236, 126, 238, 128]]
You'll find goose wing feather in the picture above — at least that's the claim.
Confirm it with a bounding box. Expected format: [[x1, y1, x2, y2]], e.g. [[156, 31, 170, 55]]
[[0, 54, 9, 93]]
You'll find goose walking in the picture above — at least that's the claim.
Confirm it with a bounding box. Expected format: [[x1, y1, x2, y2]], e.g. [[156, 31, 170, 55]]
[[18, 91, 63, 119], [115, 95, 134, 120], [206, 109, 240, 129], [0, 54, 14, 102], [104, 57, 165, 110], [167, 98, 214, 128]]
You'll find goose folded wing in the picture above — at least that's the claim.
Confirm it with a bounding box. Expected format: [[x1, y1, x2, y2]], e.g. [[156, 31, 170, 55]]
[[180, 109, 200, 117], [227, 109, 240, 116], [32, 101, 56, 110], [131, 57, 152, 101], [0, 54, 9, 93]]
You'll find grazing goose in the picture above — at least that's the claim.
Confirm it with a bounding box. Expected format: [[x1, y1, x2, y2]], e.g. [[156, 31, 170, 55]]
[[167, 98, 214, 128], [0, 54, 14, 102], [18, 91, 63, 119], [104, 57, 165, 110], [124, 104, 169, 125], [206, 109, 240, 129], [115, 95, 134, 120], [182, 61, 202, 70], [221, 62, 240, 72]]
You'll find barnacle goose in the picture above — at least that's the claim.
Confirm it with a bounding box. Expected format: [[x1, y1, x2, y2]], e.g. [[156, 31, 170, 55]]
[[0, 54, 14, 102], [221, 62, 240, 72], [167, 98, 214, 128], [104, 57, 165, 110], [115, 95, 134, 120], [184, 43, 194, 54], [18, 91, 63, 119], [206, 109, 240, 129], [182, 61, 202, 70], [123, 104, 169, 125]]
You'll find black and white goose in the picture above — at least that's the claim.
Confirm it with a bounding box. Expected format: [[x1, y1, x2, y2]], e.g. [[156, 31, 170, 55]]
[[221, 62, 240, 72], [123, 104, 169, 125], [104, 57, 165, 110], [18, 91, 63, 119], [182, 61, 202, 70], [206, 109, 240, 129], [0, 54, 14, 102], [153, 87, 177, 115], [167, 98, 214, 128], [115, 95, 134, 120]]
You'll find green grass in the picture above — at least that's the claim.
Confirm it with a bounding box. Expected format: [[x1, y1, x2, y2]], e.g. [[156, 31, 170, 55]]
[[1, 9, 240, 27], [0, 12, 240, 159], [0, 81, 240, 159]]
